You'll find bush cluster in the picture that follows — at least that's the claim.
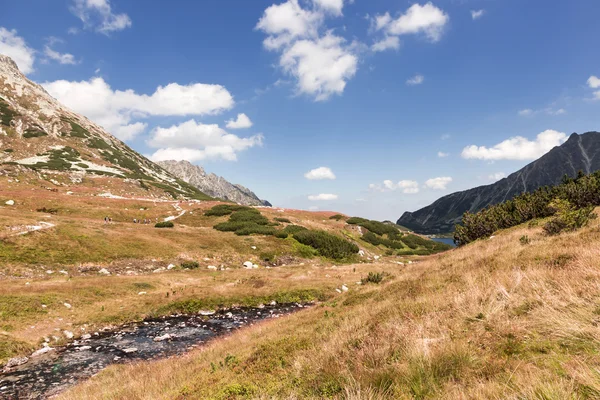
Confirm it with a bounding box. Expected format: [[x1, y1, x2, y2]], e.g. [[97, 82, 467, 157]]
[[292, 230, 359, 260], [181, 261, 199, 269], [455, 171, 600, 245], [213, 208, 278, 236], [204, 204, 252, 217], [283, 225, 308, 235], [274, 217, 291, 223], [329, 214, 346, 221], [362, 272, 387, 284], [155, 221, 174, 228]]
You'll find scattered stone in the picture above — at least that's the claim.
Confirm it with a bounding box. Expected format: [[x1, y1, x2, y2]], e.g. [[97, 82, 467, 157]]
[[4, 356, 28, 369], [251, 246, 257, 250], [78, 346, 92, 351], [199, 310, 216, 316], [59, 270, 68, 275], [138, 292, 147, 295], [63, 330, 74, 339], [31, 347, 55, 357], [82, 334, 91, 340], [358, 250, 365, 257], [252, 264, 259, 269], [63, 303, 72, 309], [153, 267, 166, 273], [46, 270, 54, 274], [5, 200, 14, 206], [41, 304, 47, 308], [153, 333, 172, 342], [374, 255, 380, 260], [270, 300, 277, 306], [207, 265, 217, 270], [98, 268, 110, 275], [335, 289, 342, 293], [122, 347, 138, 354], [167, 264, 176, 270], [243, 261, 254, 269], [341, 285, 349, 292]]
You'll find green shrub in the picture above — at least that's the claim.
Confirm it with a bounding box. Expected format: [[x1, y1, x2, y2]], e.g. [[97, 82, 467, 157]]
[[362, 272, 387, 284], [543, 199, 596, 236], [519, 235, 531, 245], [229, 209, 269, 225], [292, 230, 358, 260], [36, 207, 58, 215], [274, 217, 291, 223], [283, 225, 307, 235], [346, 217, 369, 225], [234, 225, 276, 236], [329, 214, 346, 221], [181, 261, 199, 269], [155, 221, 174, 228], [204, 204, 251, 216], [275, 231, 289, 239]]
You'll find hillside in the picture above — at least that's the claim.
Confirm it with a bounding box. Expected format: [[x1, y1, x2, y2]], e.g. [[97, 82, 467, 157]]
[[157, 160, 271, 206], [53, 207, 600, 399], [0, 55, 209, 201], [398, 131, 600, 234]]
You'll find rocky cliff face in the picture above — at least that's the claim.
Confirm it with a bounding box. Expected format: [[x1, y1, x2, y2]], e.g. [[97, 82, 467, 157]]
[[398, 132, 600, 234], [157, 160, 271, 206], [0, 54, 209, 200]]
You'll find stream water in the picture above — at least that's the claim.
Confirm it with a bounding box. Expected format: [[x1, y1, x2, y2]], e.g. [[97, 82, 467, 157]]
[[0, 303, 306, 399]]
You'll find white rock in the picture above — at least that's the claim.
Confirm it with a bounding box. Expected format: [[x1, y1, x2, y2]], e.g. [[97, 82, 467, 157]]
[[122, 347, 138, 353], [59, 270, 68, 275], [153, 267, 166, 273], [198, 310, 216, 316], [46, 270, 54, 275], [41, 304, 47, 308], [243, 261, 254, 269], [5, 200, 14, 206], [78, 346, 92, 351], [153, 333, 172, 342], [251, 246, 257, 250], [374, 255, 380, 260], [358, 250, 365, 257], [25, 282, 30, 285], [207, 265, 217, 270], [98, 268, 110, 275], [64, 303, 72, 309], [5, 356, 28, 368], [138, 292, 147, 295], [167, 264, 176, 270], [341, 285, 349, 292], [252, 264, 259, 269], [335, 289, 342, 293], [82, 334, 91, 340], [31, 347, 55, 357], [63, 330, 74, 339], [270, 300, 277, 306]]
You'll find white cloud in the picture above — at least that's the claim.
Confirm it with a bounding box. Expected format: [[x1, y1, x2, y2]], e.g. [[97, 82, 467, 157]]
[[371, 36, 400, 52], [304, 166, 336, 180], [256, 0, 358, 101], [588, 75, 600, 99], [44, 45, 78, 65], [113, 122, 147, 141], [424, 176, 452, 190], [461, 129, 567, 161], [226, 113, 253, 129], [371, 2, 449, 51], [370, 180, 419, 194], [313, 0, 345, 16], [42, 77, 234, 141], [308, 193, 338, 201], [488, 172, 506, 182], [548, 108, 566, 115], [518, 108, 533, 116], [0, 27, 35, 74], [148, 120, 263, 162], [441, 134, 451, 140], [471, 9, 485, 20], [406, 74, 424, 85], [70, 0, 132, 35], [437, 151, 449, 158]]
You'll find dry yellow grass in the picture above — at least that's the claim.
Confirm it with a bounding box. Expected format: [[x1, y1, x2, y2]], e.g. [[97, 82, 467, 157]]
[[56, 208, 600, 399]]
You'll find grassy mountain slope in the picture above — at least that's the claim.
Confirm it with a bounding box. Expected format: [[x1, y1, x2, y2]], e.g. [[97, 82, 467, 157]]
[[57, 207, 600, 399]]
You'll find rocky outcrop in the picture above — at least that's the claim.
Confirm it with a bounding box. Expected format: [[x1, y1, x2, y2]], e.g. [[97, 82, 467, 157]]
[[398, 132, 600, 234], [157, 160, 271, 206]]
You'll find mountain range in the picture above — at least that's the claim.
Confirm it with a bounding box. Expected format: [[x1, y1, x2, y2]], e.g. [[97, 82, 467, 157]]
[[157, 160, 270, 206], [397, 131, 600, 234], [0, 54, 267, 205]]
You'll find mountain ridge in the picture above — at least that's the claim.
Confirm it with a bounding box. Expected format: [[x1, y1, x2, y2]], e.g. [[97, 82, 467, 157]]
[[397, 131, 600, 234], [156, 160, 271, 206]]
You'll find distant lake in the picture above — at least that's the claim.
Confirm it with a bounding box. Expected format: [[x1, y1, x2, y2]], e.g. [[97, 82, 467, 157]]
[[431, 237, 456, 247]]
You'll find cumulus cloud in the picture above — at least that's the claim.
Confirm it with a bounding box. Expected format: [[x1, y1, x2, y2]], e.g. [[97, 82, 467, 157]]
[[424, 176, 452, 190], [304, 166, 336, 180], [406, 74, 424, 85], [371, 2, 449, 51], [370, 180, 419, 194], [226, 113, 253, 129], [461, 130, 567, 161], [471, 10, 485, 20], [518, 108, 533, 116], [0, 27, 35, 74], [256, 0, 358, 101], [588, 75, 600, 99], [371, 36, 400, 52], [148, 120, 263, 162], [488, 172, 506, 182], [42, 77, 234, 141], [70, 0, 132, 35], [437, 151, 449, 158], [43, 38, 78, 65], [308, 193, 338, 201]]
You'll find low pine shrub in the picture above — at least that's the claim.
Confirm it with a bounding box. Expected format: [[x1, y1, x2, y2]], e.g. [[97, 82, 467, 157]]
[[292, 230, 359, 260], [362, 272, 387, 284], [329, 214, 346, 221], [274, 217, 291, 223], [155, 221, 174, 228], [181, 261, 199, 269], [283, 225, 307, 235], [204, 204, 251, 217], [275, 231, 289, 239]]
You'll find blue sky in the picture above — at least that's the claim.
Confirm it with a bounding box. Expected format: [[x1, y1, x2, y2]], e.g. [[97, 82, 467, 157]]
[[2, 0, 600, 220]]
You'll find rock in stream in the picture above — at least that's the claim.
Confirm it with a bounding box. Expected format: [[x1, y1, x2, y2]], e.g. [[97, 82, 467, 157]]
[[0, 303, 307, 399]]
